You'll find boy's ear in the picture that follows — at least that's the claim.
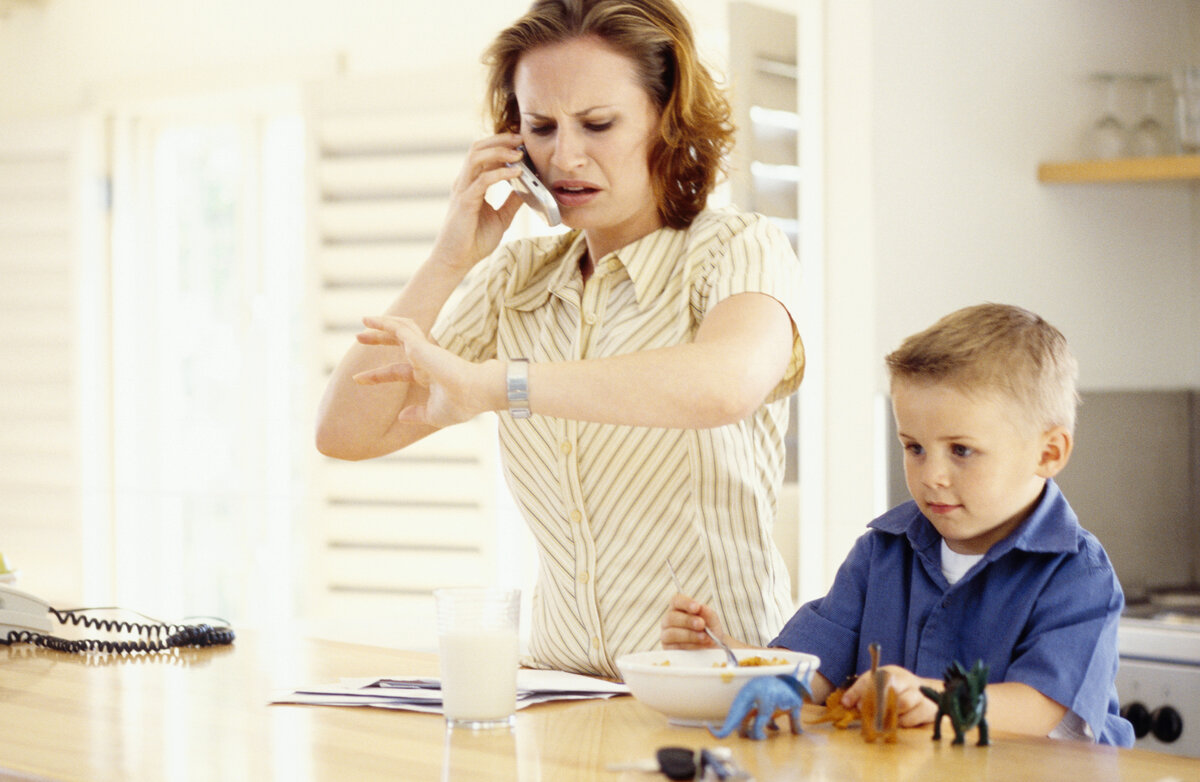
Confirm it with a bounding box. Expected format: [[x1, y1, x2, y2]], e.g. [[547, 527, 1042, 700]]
[[1035, 426, 1072, 478]]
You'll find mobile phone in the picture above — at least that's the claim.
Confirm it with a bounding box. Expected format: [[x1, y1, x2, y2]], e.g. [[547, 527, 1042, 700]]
[[508, 146, 561, 227]]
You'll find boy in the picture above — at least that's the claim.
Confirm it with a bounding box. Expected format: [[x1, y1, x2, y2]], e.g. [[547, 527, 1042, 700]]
[[661, 303, 1133, 746]]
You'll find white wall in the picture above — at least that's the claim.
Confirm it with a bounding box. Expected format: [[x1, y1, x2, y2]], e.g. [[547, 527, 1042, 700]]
[[822, 0, 1199, 575], [0, 1, 505, 111], [3, 0, 1197, 596], [871, 0, 1198, 390], [0, 0, 736, 113]]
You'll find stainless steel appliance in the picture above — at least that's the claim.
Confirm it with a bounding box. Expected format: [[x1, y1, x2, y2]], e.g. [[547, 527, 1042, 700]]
[[1054, 391, 1200, 758], [1117, 597, 1200, 756]]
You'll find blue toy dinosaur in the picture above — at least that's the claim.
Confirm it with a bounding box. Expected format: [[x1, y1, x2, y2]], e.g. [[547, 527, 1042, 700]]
[[708, 665, 815, 741], [920, 659, 990, 746]]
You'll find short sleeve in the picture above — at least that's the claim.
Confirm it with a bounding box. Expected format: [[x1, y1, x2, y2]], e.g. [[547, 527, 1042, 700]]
[[771, 531, 874, 684], [430, 245, 515, 363], [690, 212, 805, 402], [1002, 549, 1132, 746]]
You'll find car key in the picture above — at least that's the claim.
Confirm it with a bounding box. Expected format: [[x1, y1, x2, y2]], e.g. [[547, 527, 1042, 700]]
[[605, 746, 696, 780], [697, 748, 753, 781]]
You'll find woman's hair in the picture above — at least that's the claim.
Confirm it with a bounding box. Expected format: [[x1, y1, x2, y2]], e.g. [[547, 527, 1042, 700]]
[[483, 0, 734, 229], [885, 303, 1080, 434]]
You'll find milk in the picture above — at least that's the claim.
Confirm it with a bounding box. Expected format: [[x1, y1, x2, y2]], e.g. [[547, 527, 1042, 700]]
[[438, 627, 520, 724]]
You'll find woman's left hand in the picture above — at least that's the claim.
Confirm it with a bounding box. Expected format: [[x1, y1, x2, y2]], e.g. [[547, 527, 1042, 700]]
[[352, 315, 501, 429]]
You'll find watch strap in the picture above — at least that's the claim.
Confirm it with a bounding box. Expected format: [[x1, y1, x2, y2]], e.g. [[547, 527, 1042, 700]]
[[506, 358, 531, 419]]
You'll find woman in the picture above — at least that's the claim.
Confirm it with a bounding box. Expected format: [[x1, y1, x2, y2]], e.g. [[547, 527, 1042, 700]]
[[316, 0, 805, 677]]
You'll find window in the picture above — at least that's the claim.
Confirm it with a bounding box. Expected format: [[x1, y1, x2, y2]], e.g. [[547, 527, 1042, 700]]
[[106, 94, 304, 627]]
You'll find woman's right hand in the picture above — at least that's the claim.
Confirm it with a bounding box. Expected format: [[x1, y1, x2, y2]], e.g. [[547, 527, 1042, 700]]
[[660, 593, 733, 650], [430, 133, 528, 271]]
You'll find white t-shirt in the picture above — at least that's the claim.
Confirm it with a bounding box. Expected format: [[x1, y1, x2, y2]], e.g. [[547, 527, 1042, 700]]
[[940, 540, 983, 585]]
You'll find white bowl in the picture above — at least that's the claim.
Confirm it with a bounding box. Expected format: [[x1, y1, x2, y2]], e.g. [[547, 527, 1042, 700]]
[[615, 648, 820, 726]]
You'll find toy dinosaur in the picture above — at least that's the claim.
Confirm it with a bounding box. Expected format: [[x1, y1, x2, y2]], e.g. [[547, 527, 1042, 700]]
[[708, 664, 814, 741], [809, 684, 859, 729], [920, 660, 990, 746], [859, 642, 899, 743], [809, 645, 898, 742]]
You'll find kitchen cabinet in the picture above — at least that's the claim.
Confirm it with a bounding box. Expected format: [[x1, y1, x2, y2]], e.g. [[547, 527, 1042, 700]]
[[1038, 155, 1200, 183]]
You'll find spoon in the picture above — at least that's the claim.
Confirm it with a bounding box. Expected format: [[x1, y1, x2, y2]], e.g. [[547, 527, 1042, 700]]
[[666, 559, 740, 667]]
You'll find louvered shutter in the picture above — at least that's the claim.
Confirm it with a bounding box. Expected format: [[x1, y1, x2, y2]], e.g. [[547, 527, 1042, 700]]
[[729, 3, 803, 598], [304, 74, 508, 649], [0, 116, 94, 604]]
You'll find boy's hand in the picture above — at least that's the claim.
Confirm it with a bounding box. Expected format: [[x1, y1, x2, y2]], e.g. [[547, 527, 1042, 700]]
[[842, 665, 940, 727], [659, 594, 733, 650]]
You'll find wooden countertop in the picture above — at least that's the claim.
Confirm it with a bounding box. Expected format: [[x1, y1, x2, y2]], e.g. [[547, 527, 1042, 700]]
[[1, 631, 1195, 781]]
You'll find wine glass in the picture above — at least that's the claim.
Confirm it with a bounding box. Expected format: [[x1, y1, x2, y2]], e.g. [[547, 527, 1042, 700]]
[[1087, 73, 1126, 159], [1129, 74, 1168, 157], [1174, 66, 1200, 154]]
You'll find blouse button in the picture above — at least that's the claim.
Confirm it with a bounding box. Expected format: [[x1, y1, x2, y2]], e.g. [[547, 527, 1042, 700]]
[[569, 509, 582, 523], [559, 440, 572, 455], [579, 571, 590, 584]]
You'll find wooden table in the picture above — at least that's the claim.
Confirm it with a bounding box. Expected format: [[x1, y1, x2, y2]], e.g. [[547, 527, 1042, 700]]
[[1, 631, 1196, 781]]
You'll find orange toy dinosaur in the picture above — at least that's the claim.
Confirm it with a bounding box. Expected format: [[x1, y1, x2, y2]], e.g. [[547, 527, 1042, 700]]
[[859, 642, 899, 743], [811, 643, 899, 743], [810, 686, 859, 728]]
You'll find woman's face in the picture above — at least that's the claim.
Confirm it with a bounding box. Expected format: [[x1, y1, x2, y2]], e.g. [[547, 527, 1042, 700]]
[[513, 35, 664, 260]]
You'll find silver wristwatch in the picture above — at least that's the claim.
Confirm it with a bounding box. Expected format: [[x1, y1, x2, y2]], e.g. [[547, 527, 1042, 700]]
[[506, 358, 531, 419]]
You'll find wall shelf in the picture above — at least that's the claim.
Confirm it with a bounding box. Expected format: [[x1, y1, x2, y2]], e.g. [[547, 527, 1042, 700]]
[[1038, 155, 1200, 183]]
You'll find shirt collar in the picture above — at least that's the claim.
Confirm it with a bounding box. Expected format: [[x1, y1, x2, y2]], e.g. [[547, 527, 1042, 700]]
[[504, 231, 585, 312], [542, 231, 588, 295], [869, 478, 1080, 562], [517, 222, 689, 307], [1002, 479, 1080, 554], [506, 212, 713, 312], [598, 223, 689, 309]]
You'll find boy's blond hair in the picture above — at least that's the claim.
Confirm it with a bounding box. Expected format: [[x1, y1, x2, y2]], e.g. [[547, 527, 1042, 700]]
[[885, 303, 1079, 434]]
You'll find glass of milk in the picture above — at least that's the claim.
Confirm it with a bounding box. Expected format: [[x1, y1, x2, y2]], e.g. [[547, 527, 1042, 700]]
[[434, 587, 521, 729]]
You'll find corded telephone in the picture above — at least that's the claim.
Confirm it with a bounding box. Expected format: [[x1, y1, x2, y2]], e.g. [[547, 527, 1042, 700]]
[[0, 581, 234, 654], [0, 582, 53, 636]]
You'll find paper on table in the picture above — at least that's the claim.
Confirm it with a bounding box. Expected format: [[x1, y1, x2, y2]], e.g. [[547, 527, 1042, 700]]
[[272, 668, 629, 714]]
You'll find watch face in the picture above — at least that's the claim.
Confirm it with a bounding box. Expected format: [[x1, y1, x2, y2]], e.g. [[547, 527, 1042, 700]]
[[506, 358, 531, 418]]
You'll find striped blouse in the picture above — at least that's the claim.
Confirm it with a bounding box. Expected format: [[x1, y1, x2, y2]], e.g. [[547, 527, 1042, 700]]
[[433, 208, 805, 677]]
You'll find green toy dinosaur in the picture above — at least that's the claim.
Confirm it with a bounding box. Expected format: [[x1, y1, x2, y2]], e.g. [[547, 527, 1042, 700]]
[[920, 660, 990, 746]]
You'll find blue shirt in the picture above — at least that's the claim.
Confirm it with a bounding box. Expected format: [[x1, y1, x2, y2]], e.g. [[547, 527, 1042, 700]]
[[771, 479, 1133, 746]]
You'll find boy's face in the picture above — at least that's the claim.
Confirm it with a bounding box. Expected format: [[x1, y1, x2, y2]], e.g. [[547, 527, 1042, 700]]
[[891, 378, 1066, 555]]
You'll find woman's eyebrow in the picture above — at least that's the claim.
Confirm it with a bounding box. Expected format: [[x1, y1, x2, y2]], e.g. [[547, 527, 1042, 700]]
[[521, 106, 617, 121]]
